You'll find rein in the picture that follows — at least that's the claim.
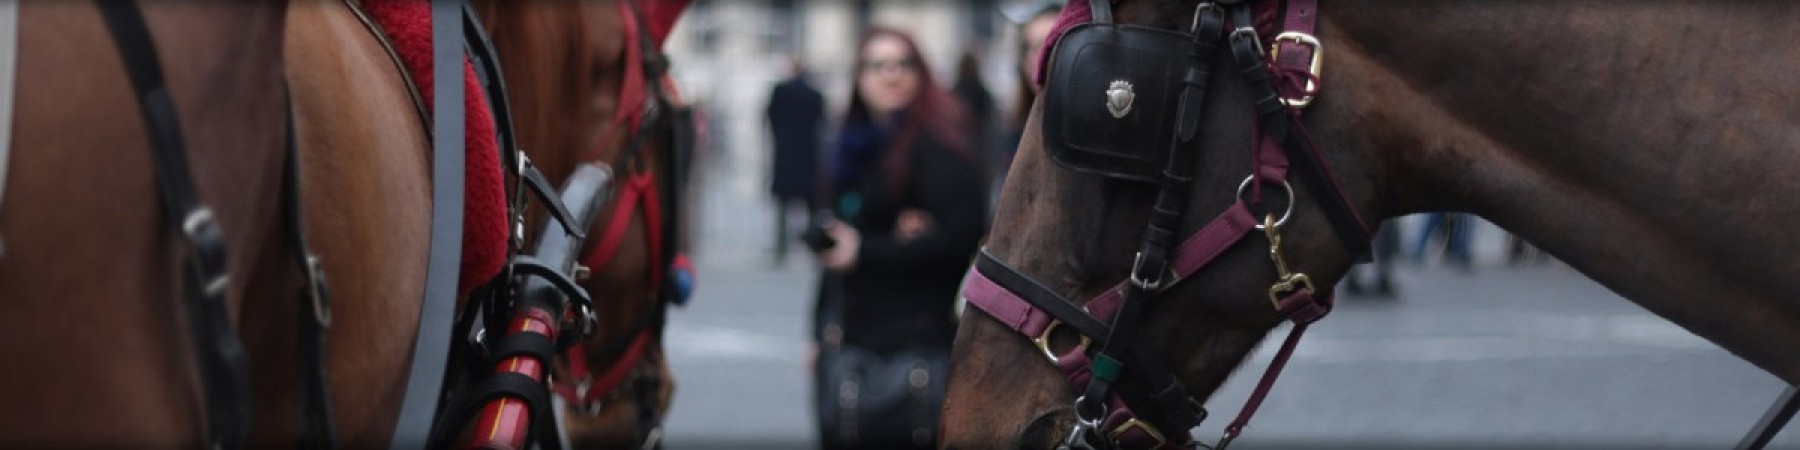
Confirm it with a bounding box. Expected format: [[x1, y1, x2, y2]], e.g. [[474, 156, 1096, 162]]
[[97, 2, 256, 447], [962, 0, 1368, 448]]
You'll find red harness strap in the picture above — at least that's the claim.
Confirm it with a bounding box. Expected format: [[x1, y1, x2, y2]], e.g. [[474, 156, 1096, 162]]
[[554, 169, 665, 411], [546, 0, 683, 418]]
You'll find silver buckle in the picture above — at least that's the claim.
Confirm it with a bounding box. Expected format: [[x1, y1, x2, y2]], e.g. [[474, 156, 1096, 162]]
[[304, 255, 331, 328], [1129, 252, 1175, 291]]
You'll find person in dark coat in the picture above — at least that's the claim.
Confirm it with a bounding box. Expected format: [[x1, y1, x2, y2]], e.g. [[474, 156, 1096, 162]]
[[765, 59, 827, 264], [951, 50, 997, 198], [810, 26, 987, 449], [996, 5, 1061, 198]]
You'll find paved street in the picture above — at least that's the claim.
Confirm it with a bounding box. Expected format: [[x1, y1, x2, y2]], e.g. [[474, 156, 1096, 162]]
[[657, 174, 1798, 449]]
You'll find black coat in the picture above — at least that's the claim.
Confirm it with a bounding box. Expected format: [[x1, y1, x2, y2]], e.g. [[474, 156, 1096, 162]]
[[765, 77, 826, 200], [827, 132, 987, 355]]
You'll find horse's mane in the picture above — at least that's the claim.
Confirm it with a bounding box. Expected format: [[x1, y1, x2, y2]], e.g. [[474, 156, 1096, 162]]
[[473, 1, 613, 179], [473, 1, 689, 178]]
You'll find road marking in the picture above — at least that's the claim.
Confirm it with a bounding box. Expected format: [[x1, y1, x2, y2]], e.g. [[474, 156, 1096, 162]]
[[1254, 313, 1715, 364], [664, 322, 803, 363]]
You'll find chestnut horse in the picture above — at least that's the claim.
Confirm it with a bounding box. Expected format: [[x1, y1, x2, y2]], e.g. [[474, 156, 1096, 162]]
[[944, 0, 1800, 448], [0, 1, 297, 447], [0, 0, 437, 446], [0, 0, 688, 447], [474, 0, 694, 447]]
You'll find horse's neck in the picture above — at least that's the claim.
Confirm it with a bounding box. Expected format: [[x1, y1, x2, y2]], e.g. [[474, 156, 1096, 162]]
[[1321, 2, 1800, 384]]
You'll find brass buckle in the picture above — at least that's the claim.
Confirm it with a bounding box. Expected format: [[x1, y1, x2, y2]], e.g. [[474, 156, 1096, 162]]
[[1032, 319, 1092, 364], [1108, 418, 1170, 448], [1268, 32, 1323, 108]]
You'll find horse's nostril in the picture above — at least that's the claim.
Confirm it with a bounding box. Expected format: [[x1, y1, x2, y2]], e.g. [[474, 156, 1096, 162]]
[[1016, 406, 1075, 450]]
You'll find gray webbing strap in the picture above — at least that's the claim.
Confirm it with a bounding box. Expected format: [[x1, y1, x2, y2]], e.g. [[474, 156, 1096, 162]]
[[389, 1, 466, 448]]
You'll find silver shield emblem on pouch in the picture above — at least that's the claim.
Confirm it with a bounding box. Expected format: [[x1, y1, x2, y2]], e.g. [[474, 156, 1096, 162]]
[[1106, 80, 1135, 119]]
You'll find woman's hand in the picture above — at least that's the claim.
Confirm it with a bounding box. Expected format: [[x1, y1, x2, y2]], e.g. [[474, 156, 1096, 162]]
[[894, 208, 934, 242], [817, 220, 861, 271]]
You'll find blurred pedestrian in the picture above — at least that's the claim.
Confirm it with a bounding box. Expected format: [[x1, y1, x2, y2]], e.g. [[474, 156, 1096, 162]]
[[952, 50, 995, 170], [1506, 231, 1550, 266], [765, 57, 826, 265], [995, 4, 1061, 196], [1413, 212, 1473, 269], [809, 27, 986, 449], [1345, 220, 1400, 297]]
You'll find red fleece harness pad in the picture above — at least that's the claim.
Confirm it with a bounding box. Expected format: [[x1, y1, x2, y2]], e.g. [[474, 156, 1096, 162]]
[[363, 0, 509, 294]]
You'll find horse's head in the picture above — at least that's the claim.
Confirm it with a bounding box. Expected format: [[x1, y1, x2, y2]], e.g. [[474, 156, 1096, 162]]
[[474, 0, 694, 447], [944, 0, 1389, 447]]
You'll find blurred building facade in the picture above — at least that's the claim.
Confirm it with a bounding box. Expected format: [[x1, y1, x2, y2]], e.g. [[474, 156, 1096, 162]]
[[663, 0, 1023, 199]]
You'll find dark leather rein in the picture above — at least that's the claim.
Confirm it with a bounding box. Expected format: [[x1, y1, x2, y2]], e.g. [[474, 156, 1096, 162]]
[[962, 0, 1370, 448], [97, 2, 335, 448]]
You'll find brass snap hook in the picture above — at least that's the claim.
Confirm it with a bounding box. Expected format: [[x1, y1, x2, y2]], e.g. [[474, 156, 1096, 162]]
[[1262, 214, 1315, 310]]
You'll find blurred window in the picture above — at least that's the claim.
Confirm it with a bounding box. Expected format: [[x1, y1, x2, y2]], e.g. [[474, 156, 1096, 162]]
[[968, 0, 997, 42], [767, 0, 799, 53]]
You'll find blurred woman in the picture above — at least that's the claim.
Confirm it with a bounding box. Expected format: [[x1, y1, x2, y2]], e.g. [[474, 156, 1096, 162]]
[[810, 26, 986, 449], [995, 4, 1061, 196]]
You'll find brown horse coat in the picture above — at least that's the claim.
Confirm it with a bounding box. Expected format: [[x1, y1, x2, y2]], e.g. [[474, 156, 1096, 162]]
[[944, 0, 1800, 447]]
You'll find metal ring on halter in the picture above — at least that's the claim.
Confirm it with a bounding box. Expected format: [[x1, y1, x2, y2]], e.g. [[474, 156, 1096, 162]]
[[1236, 175, 1294, 230], [1061, 396, 1105, 450], [1033, 319, 1092, 364]]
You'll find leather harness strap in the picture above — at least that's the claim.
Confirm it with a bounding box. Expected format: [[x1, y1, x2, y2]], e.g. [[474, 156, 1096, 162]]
[[460, 3, 584, 243], [1234, 0, 1371, 259], [97, 2, 253, 448], [282, 94, 338, 450], [389, 0, 467, 447]]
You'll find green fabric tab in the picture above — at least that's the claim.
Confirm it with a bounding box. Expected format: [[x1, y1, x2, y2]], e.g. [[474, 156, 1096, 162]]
[[1092, 355, 1124, 382]]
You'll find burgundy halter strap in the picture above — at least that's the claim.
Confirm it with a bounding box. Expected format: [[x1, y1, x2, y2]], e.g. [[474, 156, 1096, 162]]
[[962, 0, 1360, 448]]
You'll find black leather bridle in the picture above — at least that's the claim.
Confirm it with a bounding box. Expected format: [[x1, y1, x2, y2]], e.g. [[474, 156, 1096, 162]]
[[963, 0, 1371, 448]]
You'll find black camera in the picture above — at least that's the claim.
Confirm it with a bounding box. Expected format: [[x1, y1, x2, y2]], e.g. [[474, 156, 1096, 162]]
[[801, 210, 839, 251]]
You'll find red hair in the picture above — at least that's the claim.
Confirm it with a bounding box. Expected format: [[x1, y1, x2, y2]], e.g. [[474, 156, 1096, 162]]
[[843, 26, 978, 194]]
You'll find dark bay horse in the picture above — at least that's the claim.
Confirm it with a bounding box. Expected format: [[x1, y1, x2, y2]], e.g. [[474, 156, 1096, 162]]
[[474, 0, 694, 447], [944, 0, 1800, 447]]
